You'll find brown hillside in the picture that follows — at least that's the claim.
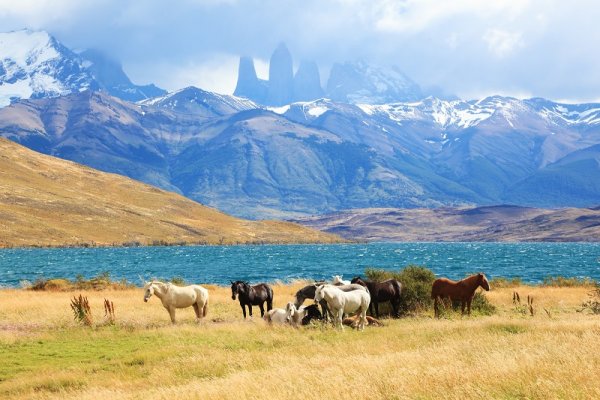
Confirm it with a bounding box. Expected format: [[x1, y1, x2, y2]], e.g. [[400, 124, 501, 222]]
[[0, 138, 342, 247]]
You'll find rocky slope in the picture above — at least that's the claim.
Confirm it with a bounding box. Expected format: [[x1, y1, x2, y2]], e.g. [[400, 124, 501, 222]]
[[293, 205, 600, 242], [0, 138, 341, 247]]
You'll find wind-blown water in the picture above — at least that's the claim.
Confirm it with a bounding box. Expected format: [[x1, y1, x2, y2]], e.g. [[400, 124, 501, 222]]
[[0, 243, 599, 287]]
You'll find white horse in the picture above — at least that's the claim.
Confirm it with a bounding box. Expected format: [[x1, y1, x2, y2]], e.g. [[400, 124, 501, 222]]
[[332, 275, 351, 285], [315, 284, 370, 330], [264, 302, 295, 325], [143, 280, 209, 324], [286, 303, 312, 327]]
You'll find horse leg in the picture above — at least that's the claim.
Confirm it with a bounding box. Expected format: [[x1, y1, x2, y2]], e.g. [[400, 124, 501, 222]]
[[168, 307, 176, 324], [434, 297, 439, 318], [202, 299, 208, 318], [337, 309, 344, 330], [241, 303, 247, 319], [392, 299, 400, 318], [467, 298, 472, 316], [374, 302, 380, 319], [192, 303, 201, 320], [461, 300, 466, 315], [248, 305, 253, 318], [259, 303, 265, 317]]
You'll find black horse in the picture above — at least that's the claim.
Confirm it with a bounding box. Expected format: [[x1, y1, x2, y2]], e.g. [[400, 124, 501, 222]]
[[300, 304, 323, 325], [230, 281, 273, 318], [351, 276, 402, 318], [293, 283, 328, 318]]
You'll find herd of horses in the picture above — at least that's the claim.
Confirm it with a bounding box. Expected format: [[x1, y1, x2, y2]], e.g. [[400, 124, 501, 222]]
[[143, 273, 491, 329]]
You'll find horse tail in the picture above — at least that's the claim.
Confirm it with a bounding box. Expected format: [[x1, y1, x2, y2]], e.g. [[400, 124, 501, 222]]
[[267, 286, 274, 311], [393, 279, 402, 297]]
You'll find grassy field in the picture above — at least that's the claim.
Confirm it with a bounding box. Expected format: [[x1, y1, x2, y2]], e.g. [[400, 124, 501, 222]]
[[0, 282, 599, 399]]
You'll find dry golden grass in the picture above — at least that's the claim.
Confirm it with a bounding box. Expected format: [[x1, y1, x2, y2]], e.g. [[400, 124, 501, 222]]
[[0, 138, 342, 247], [1, 283, 599, 399]]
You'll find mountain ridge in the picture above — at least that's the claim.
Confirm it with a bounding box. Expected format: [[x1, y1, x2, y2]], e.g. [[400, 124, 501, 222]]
[[292, 205, 600, 242]]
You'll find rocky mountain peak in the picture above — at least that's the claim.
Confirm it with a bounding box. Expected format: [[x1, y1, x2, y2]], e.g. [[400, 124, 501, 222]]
[[293, 60, 323, 102], [266, 43, 294, 106], [233, 56, 267, 104]]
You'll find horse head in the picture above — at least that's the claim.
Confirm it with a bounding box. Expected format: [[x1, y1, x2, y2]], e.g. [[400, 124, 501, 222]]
[[143, 281, 155, 302], [231, 281, 249, 300], [350, 276, 365, 286], [478, 273, 490, 291], [230, 281, 239, 300], [314, 284, 326, 303], [285, 302, 296, 322]]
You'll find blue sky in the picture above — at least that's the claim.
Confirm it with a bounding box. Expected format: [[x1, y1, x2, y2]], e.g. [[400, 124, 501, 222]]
[[0, 0, 598, 102]]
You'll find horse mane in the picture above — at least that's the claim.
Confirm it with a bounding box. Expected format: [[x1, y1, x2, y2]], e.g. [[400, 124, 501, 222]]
[[460, 274, 481, 285]]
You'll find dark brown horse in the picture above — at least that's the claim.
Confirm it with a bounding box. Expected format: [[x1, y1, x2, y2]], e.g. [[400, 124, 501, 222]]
[[431, 273, 490, 318], [351, 277, 402, 318], [230, 281, 273, 318]]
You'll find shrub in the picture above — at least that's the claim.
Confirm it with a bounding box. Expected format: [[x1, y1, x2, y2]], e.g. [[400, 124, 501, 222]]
[[470, 291, 496, 316], [70, 294, 93, 326], [542, 276, 595, 287], [581, 283, 600, 314], [104, 298, 115, 324], [490, 277, 523, 289], [365, 265, 436, 316], [170, 276, 186, 286]]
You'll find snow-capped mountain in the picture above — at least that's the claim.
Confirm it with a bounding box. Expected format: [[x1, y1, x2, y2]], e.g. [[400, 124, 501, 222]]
[[0, 29, 96, 107], [141, 86, 258, 117], [0, 29, 164, 107]]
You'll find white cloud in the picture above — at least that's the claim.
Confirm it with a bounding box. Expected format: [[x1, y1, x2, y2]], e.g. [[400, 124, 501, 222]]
[[370, 0, 530, 34], [130, 55, 269, 94], [483, 29, 524, 58]]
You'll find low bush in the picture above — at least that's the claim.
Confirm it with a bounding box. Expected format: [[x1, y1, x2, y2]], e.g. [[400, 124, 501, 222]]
[[490, 277, 523, 288], [365, 265, 435, 316], [28, 272, 133, 291], [581, 283, 600, 314], [542, 276, 595, 287], [70, 294, 93, 326]]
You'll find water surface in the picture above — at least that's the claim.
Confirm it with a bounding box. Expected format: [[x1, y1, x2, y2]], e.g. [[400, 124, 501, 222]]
[[1, 242, 599, 287]]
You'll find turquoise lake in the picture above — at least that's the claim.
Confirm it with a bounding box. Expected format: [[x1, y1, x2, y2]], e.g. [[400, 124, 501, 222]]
[[1, 242, 599, 287]]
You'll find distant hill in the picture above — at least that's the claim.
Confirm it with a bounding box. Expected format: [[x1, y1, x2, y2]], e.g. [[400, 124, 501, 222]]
[[293, 205, 600, 242], [0, 138, 341, 247]]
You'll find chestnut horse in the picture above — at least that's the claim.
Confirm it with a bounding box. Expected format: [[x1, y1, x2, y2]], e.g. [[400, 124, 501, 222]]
[[431, 273, 490, 318]]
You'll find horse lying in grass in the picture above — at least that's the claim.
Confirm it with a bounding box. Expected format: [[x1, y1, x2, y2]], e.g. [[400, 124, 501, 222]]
[[343, 314, 384, 328], [143, 280, 209, 324], [431, 273, 490, 318], [231, 281, 273, 318], [264, 302, 295, 325], [351, 276, 402, 318], [315, 284, 370, 330], [285, 303, 324, 327]]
